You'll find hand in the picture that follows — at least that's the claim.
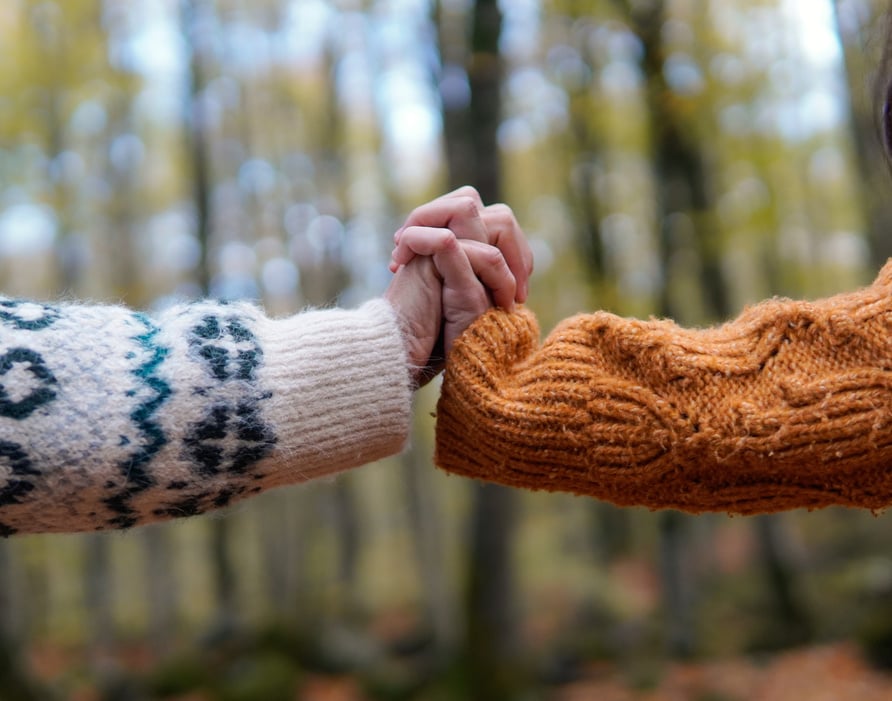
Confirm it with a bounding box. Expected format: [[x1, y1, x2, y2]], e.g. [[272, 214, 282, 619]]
[[384, 237, 515, 388], [385, 257, 443, 388], [389, 186, 534, 305]]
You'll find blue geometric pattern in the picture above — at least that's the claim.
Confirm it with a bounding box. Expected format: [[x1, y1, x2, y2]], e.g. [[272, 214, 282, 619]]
[[104, 313, 172, 529]]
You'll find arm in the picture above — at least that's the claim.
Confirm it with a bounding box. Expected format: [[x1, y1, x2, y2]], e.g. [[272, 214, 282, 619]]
[[0, 195, 525, 535], [0, 296, 412, 535], [0, 189, 527, 535], [435, 261, 892, 515]]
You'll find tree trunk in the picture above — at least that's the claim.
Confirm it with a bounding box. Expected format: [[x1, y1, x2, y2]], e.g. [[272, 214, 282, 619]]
[[443, 1, 525, 697], [182, 0, 213, 295], [618, 0, 713, 658], [831, 0, 892, 267], [620, 0, 816, 659], [0, 544, 41, 700], [84, 535, 114, 652], [754, 515, 814, 649], [182, 0, 239, 640], [145, 527, 178, 651], [436, 0, 475, 189], [403, 437, 458, 654], [658, 511, 694, 658]]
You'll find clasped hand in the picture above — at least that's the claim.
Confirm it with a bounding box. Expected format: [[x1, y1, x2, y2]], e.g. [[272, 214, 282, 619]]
[[384, 187, 533, 387]]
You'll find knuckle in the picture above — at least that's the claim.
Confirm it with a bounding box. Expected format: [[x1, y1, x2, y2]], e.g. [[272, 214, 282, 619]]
[[470, 289, 490, 312], [490, 202, 513, 216], [484, 205, 515, 232], [401, 226, 456, 252], [455, 185, 480, 201], [487, 202, 513, 218], [438, 230, 460, 253], [481, 246, 504, 267], [455, 196, 481, 220], [400, 225, 425, 243]]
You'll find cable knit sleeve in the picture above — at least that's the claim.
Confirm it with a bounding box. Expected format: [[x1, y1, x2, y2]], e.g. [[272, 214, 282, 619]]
[[0, 297, 412, 535], [435, 261, 892, 515]]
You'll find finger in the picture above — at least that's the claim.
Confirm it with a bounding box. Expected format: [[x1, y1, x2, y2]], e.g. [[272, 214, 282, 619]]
[[391, 226, 459, 269], [481, 203, 534, 303], [454, 240, 517, 311], [391, 187, 486, 271], [433, 241, 516, 313], [441, 282, 493, 354], [399, 187, 484, 233], [393, 228, 516, 310], [395, 193, 488, 246], [440, 185, 485, 209], [424, 234, 494, 317], [429, 234, 478, 294]]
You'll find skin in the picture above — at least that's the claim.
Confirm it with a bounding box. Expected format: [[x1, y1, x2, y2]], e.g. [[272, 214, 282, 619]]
[[390, 186, 534, 304], [384, 187, 533, 387]]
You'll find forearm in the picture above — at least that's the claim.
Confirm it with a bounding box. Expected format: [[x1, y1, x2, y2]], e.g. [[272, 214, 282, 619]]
[[0, 297, 411, 535], [436, 262, 892, 515]]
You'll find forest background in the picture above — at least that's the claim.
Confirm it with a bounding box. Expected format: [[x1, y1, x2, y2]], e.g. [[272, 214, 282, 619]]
[[3, 0, 892, 699]]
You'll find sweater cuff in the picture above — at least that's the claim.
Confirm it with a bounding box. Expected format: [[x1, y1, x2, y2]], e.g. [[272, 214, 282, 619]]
[[449, 306, 540, 378], [257, 299, 413, 481]]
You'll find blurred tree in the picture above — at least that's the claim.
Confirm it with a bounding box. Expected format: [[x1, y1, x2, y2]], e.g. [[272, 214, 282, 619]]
[[753, 516, 814, 649], [612, 0, 723, 321], [437, 0, 475, 189], [438, 1, 526, 697], [182, 0, 214, 294], [611, 0, 710, 659], [832, 0, 892, 265], [0, 544, 41, 700], [0, 639, 43, 701], [181, 0, 240, 642]]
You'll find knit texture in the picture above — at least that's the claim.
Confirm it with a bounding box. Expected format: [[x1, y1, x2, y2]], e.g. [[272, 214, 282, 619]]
[[0, 297, 411, 535], [435, 261, 892, 515]]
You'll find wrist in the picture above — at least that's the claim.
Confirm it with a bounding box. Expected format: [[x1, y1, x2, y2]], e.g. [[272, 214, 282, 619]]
[[389, 302, 442, 390], [257, 299, 413, 476], [384, 258, 444, 389]]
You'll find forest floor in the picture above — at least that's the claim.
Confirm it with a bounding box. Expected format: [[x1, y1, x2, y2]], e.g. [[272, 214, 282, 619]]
[[552, 642, 892, 701], [23, 637, 892, 700]]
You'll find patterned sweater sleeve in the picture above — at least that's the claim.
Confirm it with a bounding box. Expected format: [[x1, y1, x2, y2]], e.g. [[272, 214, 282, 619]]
[[0, 297, 412, 535]]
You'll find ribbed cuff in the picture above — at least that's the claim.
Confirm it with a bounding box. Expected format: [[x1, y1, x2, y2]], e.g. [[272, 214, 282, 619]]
[[257, 299, 413, 481], [435, 307, 539, 483], [449, 306, 541, 377]]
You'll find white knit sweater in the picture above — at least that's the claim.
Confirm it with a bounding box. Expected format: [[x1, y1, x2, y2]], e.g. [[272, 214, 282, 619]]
[[0, 297, 412, 535]]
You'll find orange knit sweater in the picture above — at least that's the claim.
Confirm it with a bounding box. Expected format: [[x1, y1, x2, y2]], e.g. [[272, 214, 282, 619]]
[[435, 261, 892, 515]]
